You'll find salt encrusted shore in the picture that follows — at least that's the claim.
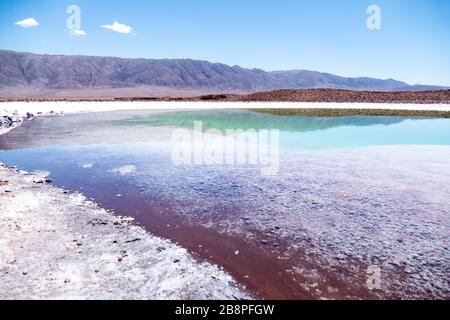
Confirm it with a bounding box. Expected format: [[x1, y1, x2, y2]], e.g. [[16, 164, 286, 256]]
[[0, 108, 23, 136], [1, 101, 450, 117], [0, 164, 249, 300]]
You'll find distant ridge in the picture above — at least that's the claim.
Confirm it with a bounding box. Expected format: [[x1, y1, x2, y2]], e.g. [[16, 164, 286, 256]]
[[0, 50, 447, 97]]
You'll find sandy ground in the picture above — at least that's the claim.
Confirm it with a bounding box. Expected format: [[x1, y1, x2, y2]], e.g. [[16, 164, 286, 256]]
[[0, 164, 249, 300]]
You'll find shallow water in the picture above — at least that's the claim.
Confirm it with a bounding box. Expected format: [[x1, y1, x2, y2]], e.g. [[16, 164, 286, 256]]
[[1, 109, 449, 299], [131, 110, 450, 149]]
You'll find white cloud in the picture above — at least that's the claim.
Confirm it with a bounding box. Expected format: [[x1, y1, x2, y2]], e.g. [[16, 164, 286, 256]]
[[69, 29, 87, 36], [15, 18, 39, 28], [100, 21, 133, 34]]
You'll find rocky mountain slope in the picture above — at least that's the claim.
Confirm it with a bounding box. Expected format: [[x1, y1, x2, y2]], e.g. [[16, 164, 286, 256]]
[[0, 50, 447, 94]]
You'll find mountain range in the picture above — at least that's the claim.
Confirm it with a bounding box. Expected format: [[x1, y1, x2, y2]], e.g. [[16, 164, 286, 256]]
[[0, 49, 447, 97]]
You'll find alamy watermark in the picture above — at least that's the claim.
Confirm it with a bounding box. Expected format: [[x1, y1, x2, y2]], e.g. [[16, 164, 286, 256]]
[[66, 5, 86, 36], [170, 121, 280, 176], [367, 5, 382, 30]]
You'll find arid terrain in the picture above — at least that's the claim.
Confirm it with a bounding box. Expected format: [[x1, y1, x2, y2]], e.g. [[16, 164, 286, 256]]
[[2, 88, 450, 106]]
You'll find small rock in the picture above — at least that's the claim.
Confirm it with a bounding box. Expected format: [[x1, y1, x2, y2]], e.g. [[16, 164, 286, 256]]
[[120, 217, 134, 225], [125, 238, 141, 243], [173, 259, 181, 264], [389, 260, 403, 267], [405, 267, 415, 274], [335, 254, 346, 261], [261, 240, 268, 245], [118, 255, 123, 262]]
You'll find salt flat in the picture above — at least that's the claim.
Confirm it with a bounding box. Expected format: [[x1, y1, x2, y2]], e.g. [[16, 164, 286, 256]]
[[1, 101, 450, 117]]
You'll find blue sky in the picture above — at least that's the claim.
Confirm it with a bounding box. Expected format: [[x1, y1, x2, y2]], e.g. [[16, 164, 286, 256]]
[[0, 0, 449, 85]]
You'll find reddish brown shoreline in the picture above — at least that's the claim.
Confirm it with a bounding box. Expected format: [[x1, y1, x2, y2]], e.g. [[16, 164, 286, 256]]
[[77, 176, 381, 300], [1, 88, 450, 104]]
